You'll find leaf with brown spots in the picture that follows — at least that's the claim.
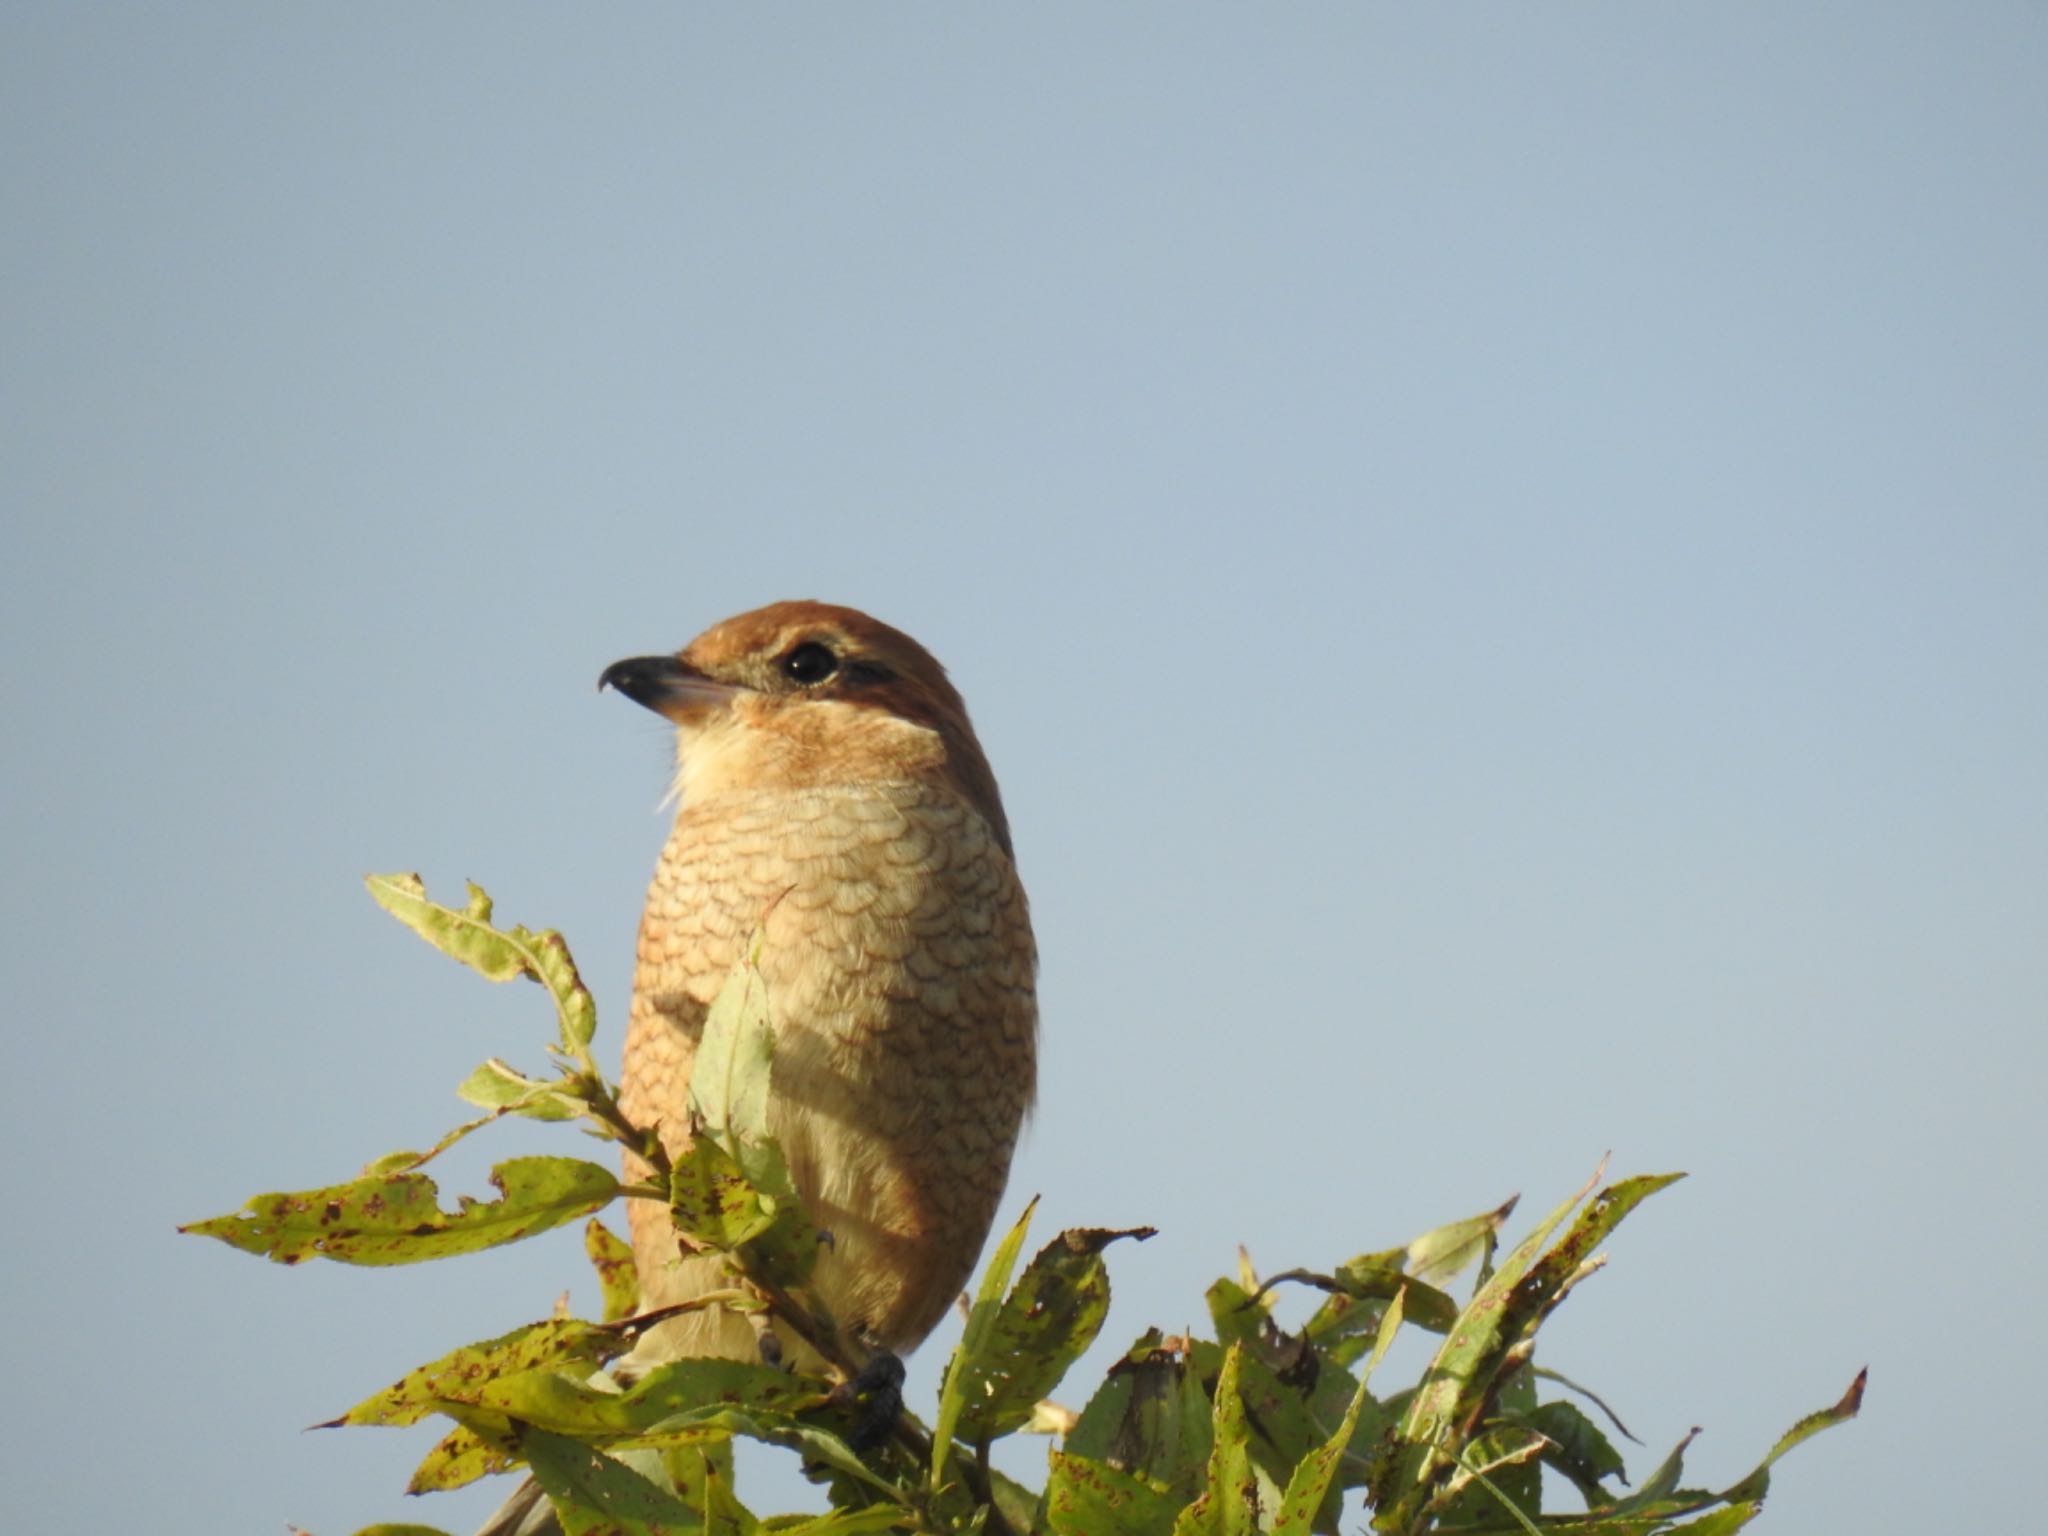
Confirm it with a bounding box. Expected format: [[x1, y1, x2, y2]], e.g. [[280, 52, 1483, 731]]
[[180, 1155, 620, 1265], [1044, 1449, 1177, 1536], [585, 1217, 639, 1322], [406, 1417, 520, 1494], [320, 1317, 625, 1429], [1170, 1343, 1259, 1536], [366, 874, 597, 1060], [949, 1224, 1155, 1448]]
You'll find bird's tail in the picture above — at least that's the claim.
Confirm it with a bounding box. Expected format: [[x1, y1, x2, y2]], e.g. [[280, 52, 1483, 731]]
[[473, 1445, 678, 1536], [474, 1475, 556, 1536]]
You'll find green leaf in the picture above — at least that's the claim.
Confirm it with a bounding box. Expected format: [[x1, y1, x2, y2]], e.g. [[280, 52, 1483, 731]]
[[661, 1138, 821, 1296], [662, 942, 820, 1292], [366, 873, 598, 1063], [1665, 1504, 1766, 1534], [1205, 1276, 1266, 1350], [1044, 1451, 1178, 1536], [1271, 1364, 1375, 1536], [351, 1526, 459, 1536], [407, 1415, 520, 1492], [1518, 1399, 1626, 1507], [1532, 1365, 1639, 1445], [181, 1155, 620, 1265], [324, 1317, 621, 1427], [661, 1437, 733, 1520], [593, 1368, 831, 1449], [1067, 1332, 1216, 1507], [1376, 1172, 1599, 1525], [1440, 1360, 1540, 1524], [1606, 1426, 1702, 1517], [521, 1426, 705, 1536], [1299, 1258, 1461, 1351], [694, 1408, 903, 1501], [355, 1113, 499, 1178], [1513, 1173, 1686, 1331], [458, 1057, 585, 1121], [668, 1135, 778, 1253], [931, 1196, 1038, 1488], [1432, 1423, 1547, 1530], [1221, 1341, 1343, 1502], [1375, 1168, 1684, 1531], [950, 1224, 1152, 1446], [473, 1357, 826, 1446], [1171, 1343, 1259, 1536], [769, 1510, 915, 1535], [1360, 1282, 1408, 1387], [689, 934, 776, 1154], [988, 1465, 1044, 1536], [736, 1201, 825, 1294], [587, 1217, 640, 1322], [1271, 1284, 1405, 1535], [1718, 1367, 1867, 1504], [1405, 1196, 1519, 1288], [697, 1452, 761, 1536]]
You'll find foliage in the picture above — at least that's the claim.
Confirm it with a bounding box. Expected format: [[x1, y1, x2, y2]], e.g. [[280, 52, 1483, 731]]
[[185, 876, 1863, 1535]]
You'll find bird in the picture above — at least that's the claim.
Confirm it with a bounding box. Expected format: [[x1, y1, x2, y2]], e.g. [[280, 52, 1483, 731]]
[[478, 600, 1035, 1535], [601, 599, 1038, 1371]]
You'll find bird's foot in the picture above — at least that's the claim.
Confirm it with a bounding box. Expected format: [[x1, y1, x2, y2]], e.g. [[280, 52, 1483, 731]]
[[836, 1348, 906, 1453]]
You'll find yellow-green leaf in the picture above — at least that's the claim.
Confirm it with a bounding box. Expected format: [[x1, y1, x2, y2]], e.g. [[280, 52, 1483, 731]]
[[1718, 1367, 1867, 1505], [668, 1136, 776, 1252], [182, 1156, 620, 1265], [690, 935, 775, 1153], [1271, 1362, 1377, 1536], [407, 1415, 520, 1492], [1406, 1195, 1519, 1287], [458, 1057, 584, 1121], [1666, 1504, 1766, 1534], [522, 1428, 703, 1536], [931, 1197, 1038, 1488], [474, 1357, 825, 1446], [1170, 1344, 1258, 1536], [951, 1224, 1152, 1447], [771, 1509, 918, 1535], [1044, 1450, 1177, 1536], [366, 873, 597, 1060], [1066, 1332, 1215, 1507], [587, 1217, 639, 1322], [324, 1318, 621, 1428]]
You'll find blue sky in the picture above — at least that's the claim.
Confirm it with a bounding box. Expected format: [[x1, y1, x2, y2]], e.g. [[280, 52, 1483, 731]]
[[4, 7, 2043, 1533]]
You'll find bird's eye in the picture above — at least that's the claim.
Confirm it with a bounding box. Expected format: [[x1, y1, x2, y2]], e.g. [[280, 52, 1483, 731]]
[[780, 641, 840, 686]]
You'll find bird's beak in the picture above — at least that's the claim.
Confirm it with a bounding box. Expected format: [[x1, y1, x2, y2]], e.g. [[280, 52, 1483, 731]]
[[598, 655, 742, 726]]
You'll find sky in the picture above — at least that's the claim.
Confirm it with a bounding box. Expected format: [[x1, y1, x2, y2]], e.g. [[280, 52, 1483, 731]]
[[4, 5, 2044, 1533]]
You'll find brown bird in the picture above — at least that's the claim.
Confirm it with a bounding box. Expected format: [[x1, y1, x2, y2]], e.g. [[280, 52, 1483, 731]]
[[479, 601, 1034, 1534], [600, 599, 1037, 1371]]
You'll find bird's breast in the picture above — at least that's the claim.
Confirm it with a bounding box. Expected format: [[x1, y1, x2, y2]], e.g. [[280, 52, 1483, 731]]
[[620, 778, 1036, 1352]]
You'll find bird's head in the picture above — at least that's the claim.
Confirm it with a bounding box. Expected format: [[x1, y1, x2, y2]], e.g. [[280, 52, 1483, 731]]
[[601, 600, 1011, 855]]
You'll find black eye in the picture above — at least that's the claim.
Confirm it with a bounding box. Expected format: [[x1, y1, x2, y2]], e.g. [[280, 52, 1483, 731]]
[[781, 641, 840, 686]]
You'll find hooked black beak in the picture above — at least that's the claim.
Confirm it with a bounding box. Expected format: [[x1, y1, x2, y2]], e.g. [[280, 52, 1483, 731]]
[[598, 655, 741, 724]]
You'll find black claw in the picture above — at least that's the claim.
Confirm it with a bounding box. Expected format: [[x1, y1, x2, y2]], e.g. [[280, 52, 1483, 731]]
[[845, 1348, 907, 1453]]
